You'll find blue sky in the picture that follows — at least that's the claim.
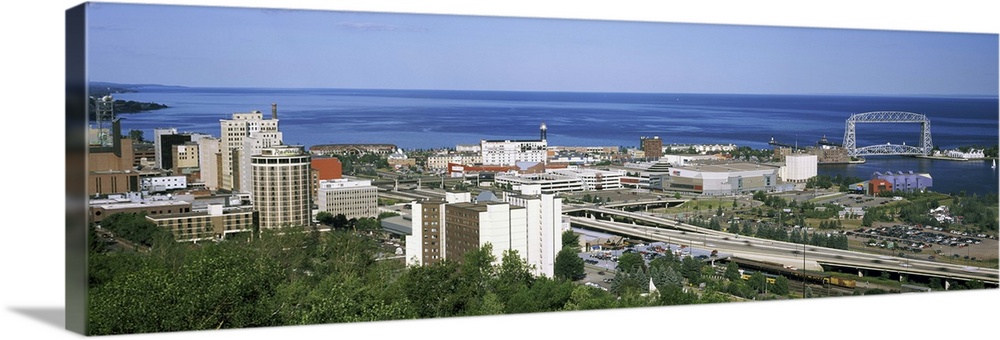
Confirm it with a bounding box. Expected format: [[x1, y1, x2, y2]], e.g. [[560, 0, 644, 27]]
[[85, 2, 998, 96]]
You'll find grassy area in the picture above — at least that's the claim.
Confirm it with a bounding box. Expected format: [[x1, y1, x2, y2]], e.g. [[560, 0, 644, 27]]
[[678, 197, 738, 211]]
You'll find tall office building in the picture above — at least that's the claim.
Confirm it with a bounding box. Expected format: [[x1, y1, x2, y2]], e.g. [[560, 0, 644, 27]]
[[503, 192, 564, 278], [316, 178, 378, 220], [153, 127, 178, 170], [251, 144, 311, 229], [444, 201, 527, 266], [640, 136, 663, 160], [89, 119, 140, 195], [172, 142, 200, 170], [405, 190, 564, 277], [406, 199, 448, 266], [220, 104, 283, 193], [197, 137, 221, 190]]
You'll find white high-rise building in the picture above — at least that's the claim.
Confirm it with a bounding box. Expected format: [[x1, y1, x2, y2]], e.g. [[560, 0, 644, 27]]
[[503, 192, 564, 278], [220, 105, 283, 193], [404, 190, 563, 278]]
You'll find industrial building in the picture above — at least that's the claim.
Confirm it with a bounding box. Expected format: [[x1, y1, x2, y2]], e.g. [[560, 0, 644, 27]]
[[780, 154, 818, 183], [872, 171, 932, 193]]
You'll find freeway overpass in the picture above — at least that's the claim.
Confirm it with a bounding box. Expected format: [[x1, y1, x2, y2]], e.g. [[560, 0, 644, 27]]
[[565, 207, 999, 286]]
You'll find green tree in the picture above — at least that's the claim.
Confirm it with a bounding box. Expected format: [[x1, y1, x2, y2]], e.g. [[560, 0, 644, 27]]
[[470, 292, 505, 316], [504, 276, 574, 314], [355, 217, 382, 234], [610, 269, 648, 296], [494, 249, 534, 305], [127, 129, 145, 143], [772, 275, 790, 295], [458, 243, 497, 307], [749, 271, 767, 294], [680, 256, 703, 282], [399, 260, 463, 318], [316, 211, 335, 226], [650, 264, 683, 289], [563, 285, 617, 311], [723, 261, 741, 281], [89, 223, 109, 254], [929, 277, 943, 290], [655, 284, 699, 306], [554, 247, 585, 281], [616, 252, 646, 274], [100, 212, 173, 248], [561, 230, 580, 249], [88, 242, 286, 335], [377, 211, 400, 219], [332, 213, 350, 230]]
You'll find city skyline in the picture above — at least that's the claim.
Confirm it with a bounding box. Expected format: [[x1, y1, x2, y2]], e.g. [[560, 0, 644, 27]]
[[86, 2, 998, 97], [6, 1, 998, 340]]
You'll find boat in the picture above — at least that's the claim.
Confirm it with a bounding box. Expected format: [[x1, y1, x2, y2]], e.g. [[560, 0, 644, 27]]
[[992, 159, 996, 169]]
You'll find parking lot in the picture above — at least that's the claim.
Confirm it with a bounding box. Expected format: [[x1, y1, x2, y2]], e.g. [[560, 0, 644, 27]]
[[848, 223, 998, 262], [576, 241, 729, 288]]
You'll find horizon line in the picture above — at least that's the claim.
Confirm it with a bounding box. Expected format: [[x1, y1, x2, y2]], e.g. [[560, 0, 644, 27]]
[[88, 81, 1000, 99]]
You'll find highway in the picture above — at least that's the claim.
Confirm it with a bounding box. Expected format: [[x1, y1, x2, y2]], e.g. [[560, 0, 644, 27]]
[[566, 206, 999, 285]]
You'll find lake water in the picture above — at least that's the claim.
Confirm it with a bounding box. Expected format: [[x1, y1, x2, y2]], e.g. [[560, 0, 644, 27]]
[[110, 87, 999, 196]]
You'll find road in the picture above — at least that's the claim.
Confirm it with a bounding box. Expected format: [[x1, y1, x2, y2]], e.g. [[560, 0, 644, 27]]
[[566, 208, 999, 285]]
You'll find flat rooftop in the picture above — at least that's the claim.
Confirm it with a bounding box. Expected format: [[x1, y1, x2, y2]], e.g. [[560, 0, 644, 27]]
[[91, 200, 190, 210], [675, 162, 779, 173], [449, 202, 525, 212]]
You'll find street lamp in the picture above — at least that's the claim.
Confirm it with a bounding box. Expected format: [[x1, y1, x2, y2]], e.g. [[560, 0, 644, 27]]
[[802, 240, 807, 298]]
